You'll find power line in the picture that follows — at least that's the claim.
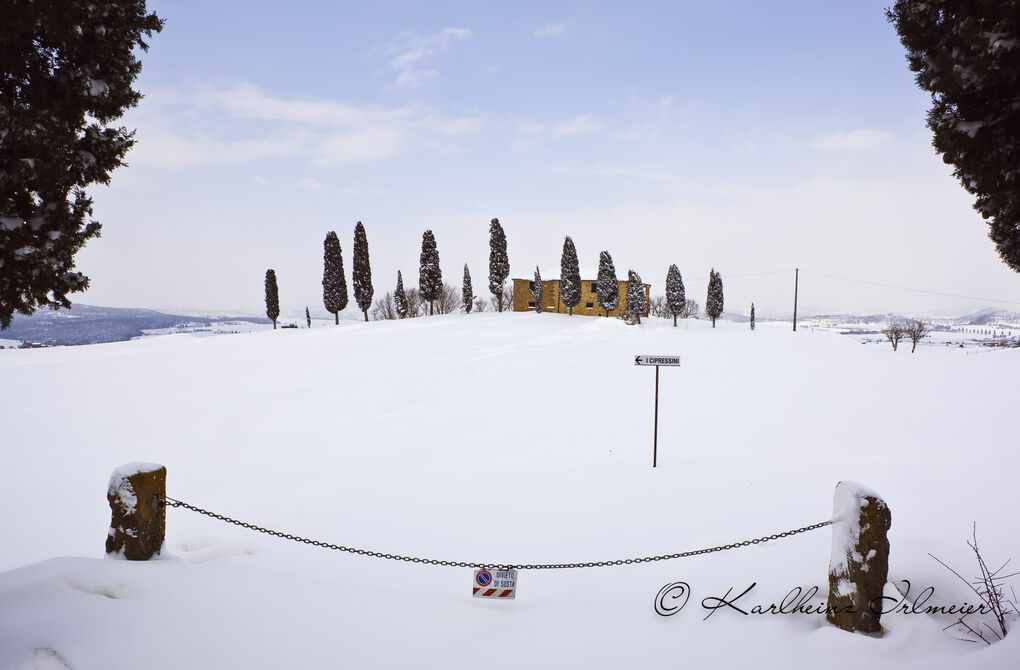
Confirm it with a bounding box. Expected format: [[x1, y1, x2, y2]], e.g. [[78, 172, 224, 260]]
[[800, 270, 1020, 307], [686, 269, 795, 283]]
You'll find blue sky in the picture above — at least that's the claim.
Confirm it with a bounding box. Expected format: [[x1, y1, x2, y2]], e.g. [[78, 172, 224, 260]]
[[78, 0, 1020, 316]]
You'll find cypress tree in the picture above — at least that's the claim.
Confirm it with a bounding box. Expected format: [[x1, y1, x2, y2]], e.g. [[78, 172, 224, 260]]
[[322, 231, 348, 325], [0, 3, 164, 329], [596, 251, 619, 317], [532, 267, 543, 313], [706, 269, 724, 327], [395, 271, 408, 319], [887, 2, 1020, 272], [488, 218, 509, 312], [419, 230, 441, 315], [352, 221, 373, 322], [626, 270, 646, 324], [305, 306, 311, 328], [462, 264, 474, 313], [665, 264, 686, 327], [559, 236, 581, 315], [750, 303, 755, 330], [265, 269, 280, 329]]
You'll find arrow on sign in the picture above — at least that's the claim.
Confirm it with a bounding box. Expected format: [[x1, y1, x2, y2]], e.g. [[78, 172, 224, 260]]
[[634, 355, 681, 366]]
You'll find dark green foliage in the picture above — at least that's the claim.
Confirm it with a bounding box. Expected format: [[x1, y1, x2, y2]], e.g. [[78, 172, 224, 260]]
[[665, 264, 685, 327], [352, 221, 373, 321], [488, 218, 509, 311], [462, 264, 473, 313], [596, 251, 619, 317], [395, 271, 408, 319], [265, 269, 280, 329], [0, 1, 163, 329], [532, 267, 543, 313], [419, 230, 442, 315], [887, 2, 1020, 272], [559, 236, 581, 315], [750, 303, 755, 330], [626, 270, 646, 324], [305, 306, 311, 328], [706, 268, 724, 327], [322, 230, 347, 324]]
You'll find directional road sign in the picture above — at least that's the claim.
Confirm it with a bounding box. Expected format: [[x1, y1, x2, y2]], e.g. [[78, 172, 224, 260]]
[[634, 355, 681, 366]]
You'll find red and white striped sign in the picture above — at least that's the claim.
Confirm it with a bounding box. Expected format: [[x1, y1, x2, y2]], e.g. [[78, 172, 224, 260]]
[[473, 568, 517, 599]]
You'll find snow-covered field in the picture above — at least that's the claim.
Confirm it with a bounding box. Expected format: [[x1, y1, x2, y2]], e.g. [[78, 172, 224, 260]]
[[1, 313, 1017, 669]]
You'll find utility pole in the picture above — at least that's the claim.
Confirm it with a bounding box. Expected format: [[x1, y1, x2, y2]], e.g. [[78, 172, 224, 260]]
[[793, 267, 799, 332]]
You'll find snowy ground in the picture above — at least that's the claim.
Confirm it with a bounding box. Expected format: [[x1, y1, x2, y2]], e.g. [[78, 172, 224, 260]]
[[1, 313, 1017, 669]]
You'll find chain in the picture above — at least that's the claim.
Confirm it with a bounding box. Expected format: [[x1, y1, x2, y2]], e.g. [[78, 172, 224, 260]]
[[162, 495, 831, 570]]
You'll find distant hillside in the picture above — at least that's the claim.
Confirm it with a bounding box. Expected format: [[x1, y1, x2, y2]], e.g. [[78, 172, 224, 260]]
[[1, 304, 270, 346], [959, 307, 1020, 325]]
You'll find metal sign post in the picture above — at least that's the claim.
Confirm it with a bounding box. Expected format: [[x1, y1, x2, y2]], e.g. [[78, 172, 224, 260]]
[[634, 355, 681, 467]]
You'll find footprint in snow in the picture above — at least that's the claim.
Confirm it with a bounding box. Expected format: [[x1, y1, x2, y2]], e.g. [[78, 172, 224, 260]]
[[65, 577, 125, 599]]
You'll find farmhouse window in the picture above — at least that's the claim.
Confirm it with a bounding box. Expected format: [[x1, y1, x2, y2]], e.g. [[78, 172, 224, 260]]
[[590, 283, 597, 292], [585, 302, 594, 309]]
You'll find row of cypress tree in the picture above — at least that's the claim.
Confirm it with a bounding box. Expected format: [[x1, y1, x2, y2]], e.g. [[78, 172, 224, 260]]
[[529, 237, 728, 327], [268, 220, 733, 329], [267, 218, 512, 326]]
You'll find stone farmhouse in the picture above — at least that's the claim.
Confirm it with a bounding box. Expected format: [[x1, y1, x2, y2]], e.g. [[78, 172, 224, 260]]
[[511, 276, 651, 317]]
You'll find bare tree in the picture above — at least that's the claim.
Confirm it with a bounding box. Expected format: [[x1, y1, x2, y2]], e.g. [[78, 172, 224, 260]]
[[473, 296, 488, 312], [649, 295, 668, 319], [370, 291, 398, 320], [433, 283, 462, 314], [680, 299, 700, 319], [491, 285, 513, 313], [882, 320, 906, 351], [905, 319, 932, 353], [405, 288, 425, 317]]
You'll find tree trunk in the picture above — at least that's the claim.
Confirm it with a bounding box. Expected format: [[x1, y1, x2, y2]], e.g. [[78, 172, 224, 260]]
[[911, 341, 917, 353], [711, 318, 716, 327], [335, 312, 339, 325], [569, 306, 573, 315], [363, 310, 368, 322], [673, 314, 677, 327], [273, 320, 277, 329]]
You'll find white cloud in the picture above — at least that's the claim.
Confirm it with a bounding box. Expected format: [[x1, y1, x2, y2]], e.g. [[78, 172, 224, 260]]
[[383, 27, 472, 88], [295, 177, 325, 192], [533, 21, 571, 38], [811, 128, 893, 151], [514, 120, 545, 137], [554, 114, 603, 136], [394, 69, 438, 89], [126, 83, 484, 168], [616, 122, 652, 141]]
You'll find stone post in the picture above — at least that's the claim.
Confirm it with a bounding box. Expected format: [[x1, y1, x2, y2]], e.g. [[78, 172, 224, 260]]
[[826, 481, 892, 634], [106, 463, 167, 560]]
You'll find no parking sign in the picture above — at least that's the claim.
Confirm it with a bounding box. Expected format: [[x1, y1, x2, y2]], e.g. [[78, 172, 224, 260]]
[[473, 568, 517, 599]]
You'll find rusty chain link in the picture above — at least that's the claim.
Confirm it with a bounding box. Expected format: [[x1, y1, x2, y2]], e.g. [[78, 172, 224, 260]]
[[162, 495, 831, 570]]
